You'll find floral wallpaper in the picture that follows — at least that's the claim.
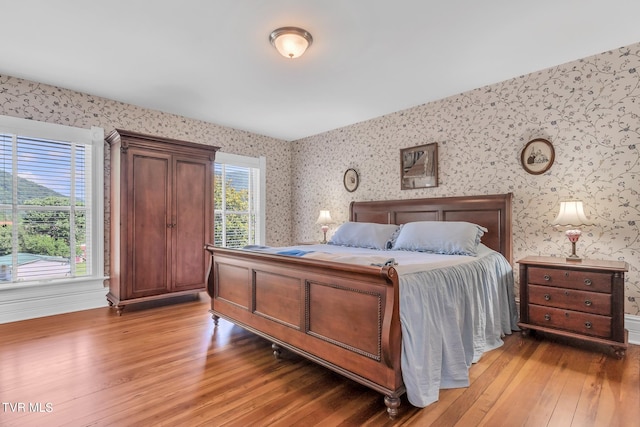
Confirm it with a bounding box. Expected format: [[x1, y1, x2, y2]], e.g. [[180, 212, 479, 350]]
[[0, 75, 293, 279], [1, 42, 639, 316], [291, 43, 640, 315]]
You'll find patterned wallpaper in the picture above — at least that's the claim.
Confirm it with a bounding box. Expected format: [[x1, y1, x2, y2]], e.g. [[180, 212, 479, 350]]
[[0, 75, 293, 279], [291, 43, 640, 315], [1, 42, 638, 315]]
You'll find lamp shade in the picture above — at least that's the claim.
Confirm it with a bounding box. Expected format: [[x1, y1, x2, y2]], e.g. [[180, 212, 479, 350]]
[[316, 210, 332, 225], [269, 27, 313, 59], [552, 200, 592, 227]]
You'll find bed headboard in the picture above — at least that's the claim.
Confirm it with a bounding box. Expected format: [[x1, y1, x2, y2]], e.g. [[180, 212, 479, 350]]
[[350, 193, 513, 263]]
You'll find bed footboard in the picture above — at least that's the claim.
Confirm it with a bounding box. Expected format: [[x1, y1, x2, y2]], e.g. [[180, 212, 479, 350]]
[[204, 244, 405, 418]]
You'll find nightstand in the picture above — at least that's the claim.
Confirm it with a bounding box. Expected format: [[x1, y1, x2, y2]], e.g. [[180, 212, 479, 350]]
[[518, 256, 628, 358]]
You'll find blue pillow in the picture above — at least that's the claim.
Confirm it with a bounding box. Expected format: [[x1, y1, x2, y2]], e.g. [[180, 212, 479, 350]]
[[328, 222, 400, 250], [392, 221, 487, 256]]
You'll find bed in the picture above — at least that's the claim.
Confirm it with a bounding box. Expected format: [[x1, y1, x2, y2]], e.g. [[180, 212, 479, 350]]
[[204, 193, 516, 418]]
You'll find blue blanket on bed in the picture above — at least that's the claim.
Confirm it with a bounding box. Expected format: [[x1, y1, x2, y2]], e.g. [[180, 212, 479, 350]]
[[243, 245, 314, 257], [276, 249, 314, 257]]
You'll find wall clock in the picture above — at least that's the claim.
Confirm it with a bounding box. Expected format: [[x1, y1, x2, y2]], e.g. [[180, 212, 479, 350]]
[[343, 168, 359, 192], [521, 138, 555, 175]]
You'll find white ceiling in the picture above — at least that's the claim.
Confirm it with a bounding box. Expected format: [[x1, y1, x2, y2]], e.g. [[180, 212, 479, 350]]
[[2, 1, 640, 141]]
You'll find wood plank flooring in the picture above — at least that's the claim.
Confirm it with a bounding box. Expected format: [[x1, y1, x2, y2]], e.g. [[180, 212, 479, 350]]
[[1, 295, 638, 426]]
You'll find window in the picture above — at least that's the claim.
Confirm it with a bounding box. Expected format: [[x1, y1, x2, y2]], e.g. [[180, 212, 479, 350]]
[[214, 153, 265, 248], [0, 116, 104, 285]]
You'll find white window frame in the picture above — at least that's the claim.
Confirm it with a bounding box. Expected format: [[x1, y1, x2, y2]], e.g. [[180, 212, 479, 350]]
[[214, 152, 266, 246], [0, 115, 106, 323]]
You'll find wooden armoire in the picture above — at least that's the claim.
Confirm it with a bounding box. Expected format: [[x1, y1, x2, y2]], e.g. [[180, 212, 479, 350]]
[[106, 129, 219, 314]]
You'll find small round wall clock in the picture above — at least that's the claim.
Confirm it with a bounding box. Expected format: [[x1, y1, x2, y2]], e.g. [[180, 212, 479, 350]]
[[343, 168, 359, 192], [521, 138, 555, 175]]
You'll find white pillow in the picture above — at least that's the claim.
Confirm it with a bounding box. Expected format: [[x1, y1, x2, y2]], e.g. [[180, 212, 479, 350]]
[[392, 221, 487, 256], [328, 222, 400, 250]]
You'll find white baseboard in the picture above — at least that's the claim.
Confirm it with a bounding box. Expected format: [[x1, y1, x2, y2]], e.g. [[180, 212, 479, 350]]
[[626, 314, 640, 345], [0, 279, 108, 324]]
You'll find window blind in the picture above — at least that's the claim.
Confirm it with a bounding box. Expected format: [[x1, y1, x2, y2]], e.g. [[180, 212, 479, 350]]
[[0, 132, 93, 283], [214, 154, 264, 248]]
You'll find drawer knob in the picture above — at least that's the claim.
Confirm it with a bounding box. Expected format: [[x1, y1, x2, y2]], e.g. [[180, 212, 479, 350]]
[[584, 278, 592, 286], [544, 314, 551, 321], [544, 294, 551, 301], [585, 321, 592, 329], [584, 300, 592, 306], [544, 274, 551, 281]]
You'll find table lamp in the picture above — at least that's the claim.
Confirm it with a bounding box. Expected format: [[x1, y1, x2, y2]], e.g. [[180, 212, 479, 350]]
[[316, 210, 333, 244], [552, 200, 593, 261]]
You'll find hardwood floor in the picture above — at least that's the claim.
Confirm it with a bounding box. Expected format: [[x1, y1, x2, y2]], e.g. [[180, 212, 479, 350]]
[[1, 295, 638, 426]]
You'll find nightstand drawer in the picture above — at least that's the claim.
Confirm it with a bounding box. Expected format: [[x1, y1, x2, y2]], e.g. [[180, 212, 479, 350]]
[[528, 266, 612, 293], [529, 304, 612, 339], [528, 284, 611, 315]]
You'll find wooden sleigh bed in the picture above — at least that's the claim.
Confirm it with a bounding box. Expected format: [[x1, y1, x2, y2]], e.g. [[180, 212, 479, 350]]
[[204, 193, 513, 418]]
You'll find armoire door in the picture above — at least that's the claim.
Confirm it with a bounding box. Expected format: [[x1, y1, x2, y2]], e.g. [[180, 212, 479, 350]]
[[126, 148, 172, 298], [172, 156, 211, 291]]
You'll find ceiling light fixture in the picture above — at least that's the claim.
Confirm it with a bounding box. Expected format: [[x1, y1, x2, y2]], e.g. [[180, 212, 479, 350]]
[[269, 27, 313, 59]]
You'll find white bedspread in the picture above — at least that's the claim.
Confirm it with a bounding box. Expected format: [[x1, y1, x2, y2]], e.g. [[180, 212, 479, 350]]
[[242, 243, 518, 407]]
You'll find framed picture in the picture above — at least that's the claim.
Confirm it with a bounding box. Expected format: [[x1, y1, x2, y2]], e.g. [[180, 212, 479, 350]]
[[521, 138, 555, 175], [343, 168, 359, 192], [400, 143, 438, 189]]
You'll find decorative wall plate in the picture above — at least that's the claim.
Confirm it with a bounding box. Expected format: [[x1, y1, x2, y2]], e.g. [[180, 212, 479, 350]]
[[343, 168, 359, 192], [521, 138, 555, 175]]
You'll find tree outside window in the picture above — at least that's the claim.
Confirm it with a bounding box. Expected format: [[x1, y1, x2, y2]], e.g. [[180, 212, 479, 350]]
[[214, 162, 259, 248]]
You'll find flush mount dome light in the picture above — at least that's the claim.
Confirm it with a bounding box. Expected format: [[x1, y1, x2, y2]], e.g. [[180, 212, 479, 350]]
[[269, 27, 313, 59]]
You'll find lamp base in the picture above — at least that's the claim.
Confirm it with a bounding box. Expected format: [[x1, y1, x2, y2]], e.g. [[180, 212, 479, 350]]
[[565, 230, 582, 262]]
